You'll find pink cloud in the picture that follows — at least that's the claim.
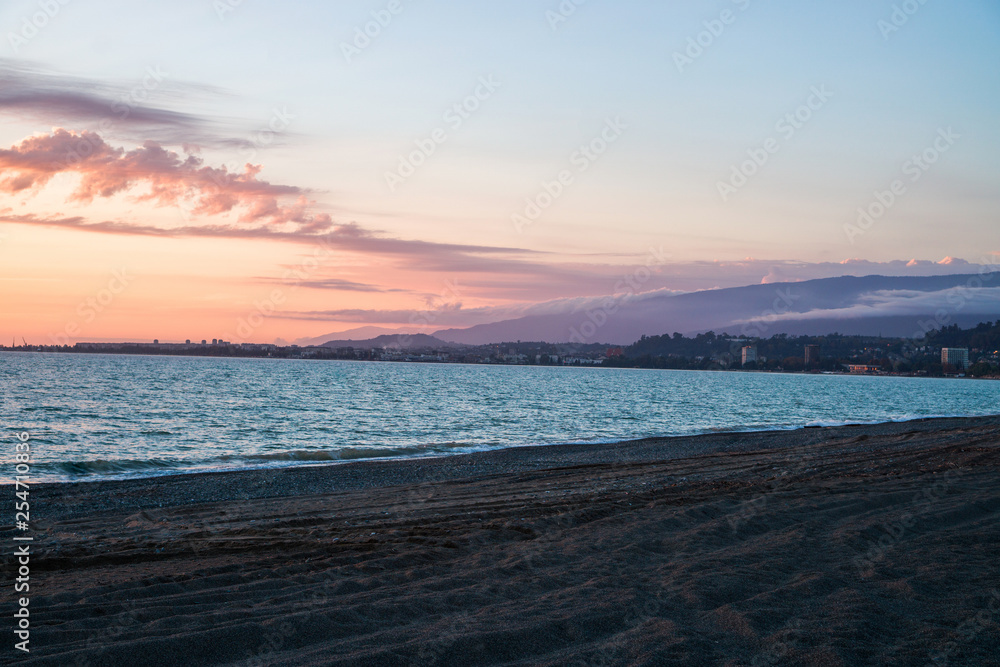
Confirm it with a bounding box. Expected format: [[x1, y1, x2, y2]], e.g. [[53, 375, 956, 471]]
[[0, 129, 330, 232]]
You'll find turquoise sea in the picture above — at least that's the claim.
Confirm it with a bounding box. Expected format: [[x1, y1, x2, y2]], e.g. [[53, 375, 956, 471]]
[[2, 352, 997, 482]]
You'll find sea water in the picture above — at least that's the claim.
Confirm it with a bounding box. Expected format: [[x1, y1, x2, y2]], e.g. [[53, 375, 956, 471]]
[[2, 352, 997, 482]]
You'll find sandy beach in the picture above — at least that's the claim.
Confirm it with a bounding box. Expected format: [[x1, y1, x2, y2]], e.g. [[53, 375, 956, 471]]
[[7, 416, 1000, 666]]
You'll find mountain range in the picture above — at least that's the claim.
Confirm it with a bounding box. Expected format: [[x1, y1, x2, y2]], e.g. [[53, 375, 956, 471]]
[[303, 272, 1000, 347]]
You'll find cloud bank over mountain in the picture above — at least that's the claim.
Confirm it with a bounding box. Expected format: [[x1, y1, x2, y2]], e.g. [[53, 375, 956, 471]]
[[426, 272, 1000, 345]]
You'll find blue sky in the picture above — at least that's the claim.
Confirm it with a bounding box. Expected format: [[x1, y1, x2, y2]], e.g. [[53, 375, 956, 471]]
[[2, 0, 999, 341]]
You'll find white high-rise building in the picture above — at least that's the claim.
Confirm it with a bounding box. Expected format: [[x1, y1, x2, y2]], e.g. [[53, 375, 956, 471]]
[[742, 346, 758, 365], [941, 348, 969, 370]]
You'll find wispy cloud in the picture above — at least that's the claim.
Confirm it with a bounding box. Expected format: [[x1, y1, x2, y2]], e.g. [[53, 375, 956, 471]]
[[0, 211, 550, 274], [0, 60, 236, 147], [261, 277, 408, 293]]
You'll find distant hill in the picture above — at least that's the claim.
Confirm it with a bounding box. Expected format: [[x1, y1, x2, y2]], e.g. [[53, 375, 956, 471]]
[[432, 273, 1000, 345], [319, 334, 465, 350], [295, 326, 410, 347]]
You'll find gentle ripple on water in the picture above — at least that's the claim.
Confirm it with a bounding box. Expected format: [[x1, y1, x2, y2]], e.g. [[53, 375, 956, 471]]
[[1, 352, 998, 482]]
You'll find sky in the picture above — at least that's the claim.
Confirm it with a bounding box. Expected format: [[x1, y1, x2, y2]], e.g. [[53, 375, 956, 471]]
[[1, 0, 999, 344]]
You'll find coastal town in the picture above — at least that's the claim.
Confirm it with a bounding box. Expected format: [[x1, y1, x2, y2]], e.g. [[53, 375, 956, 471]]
[[5, 322, 999, 378]]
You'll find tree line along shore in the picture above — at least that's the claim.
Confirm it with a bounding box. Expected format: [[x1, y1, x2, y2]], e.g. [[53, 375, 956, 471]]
[[4, 321, 999, 378]]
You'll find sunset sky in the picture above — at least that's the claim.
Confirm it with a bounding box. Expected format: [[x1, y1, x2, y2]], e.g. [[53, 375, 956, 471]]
[[2, 0, 999, 344]]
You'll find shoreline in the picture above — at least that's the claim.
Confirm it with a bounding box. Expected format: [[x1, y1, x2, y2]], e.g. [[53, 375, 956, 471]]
[[26, 414, 1000, 515], [17, 412, 1000, 489]]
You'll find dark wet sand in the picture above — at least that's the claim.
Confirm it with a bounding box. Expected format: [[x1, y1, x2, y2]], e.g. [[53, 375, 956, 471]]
[[7, 416, 1000, 666]]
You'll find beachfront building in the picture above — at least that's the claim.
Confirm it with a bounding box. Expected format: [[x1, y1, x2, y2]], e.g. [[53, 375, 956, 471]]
[[941, 348, 970, 371], [741, 346, 757, 366], [804, 344, 820, 367]]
